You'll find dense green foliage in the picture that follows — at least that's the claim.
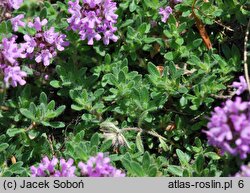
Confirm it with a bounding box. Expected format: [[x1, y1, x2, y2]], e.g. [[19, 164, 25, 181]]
[[0, 0, 249, 177]]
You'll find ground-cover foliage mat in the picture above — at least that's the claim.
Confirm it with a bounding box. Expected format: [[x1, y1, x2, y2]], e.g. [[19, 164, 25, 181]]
[[0, 0, 250, 177]]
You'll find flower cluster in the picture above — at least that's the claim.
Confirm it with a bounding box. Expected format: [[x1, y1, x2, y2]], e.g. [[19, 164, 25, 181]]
[[67, 0, 118, 45], [21, 17, 69, 66], [204, 97, 250, 159], [232, 76, 248, 95], [0, 36, 27, 87], [30, 157, 76, 177], [159, 6, 173, 23], [78, 153, 125, 177], [31, 153, 125, 177], [1, 16, 69, 87], [235, 164, 250, 177], [10, 14, 26, 32], [0, 0, 23, 10]]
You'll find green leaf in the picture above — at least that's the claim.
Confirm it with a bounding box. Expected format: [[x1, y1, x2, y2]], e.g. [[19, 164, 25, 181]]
[[140, 87, 149, 103], [164, 52, 175, 61], [195, 154, 205, 174], [142, 152, 150, 171], [41, 121, 65, 128], [148, 62, 160, 77], [9, 162, 24, 174], [40, 7, 48, 19], [180, 96, 188, 106], [129, 0, 137, 12], [118, 71, 126, 83], [6, 128, 25, 137], [192, 39, 202, 48], [50, 80, 61, 88], [47, 100, 56, 110], [183, 169, 190, 177], [39, 92, 48, 104], [75, 130, 85, 142], [93, 45, 106, 56], [130, 161, 145, 176], [20, 109, 35, 120], [120, 19, 134, 28], [104, 54, 111, 64], [176, 38, 184, 46], [167, 165, 183, 177], [28, 130, 40, 140], [138, 23, 148, 35], [136, 132, 144, 153], [0, 143, 9, 152], [90, 133, 100, 147], [100, 140, 112, 152], [148, 166, 157, 177], [204, 152, 220, 160], [121, 158, 133, 174], [54, 105, 66, 116], [0, 21, 8, 34], [75, 146, 88, 161], [143, 0, 158, 9], [194, 137, 202, 147], [0, 134, 6, 142], [159, 138, 168, 151], [176, 149, 190, 167], [177, 22, 187, 33], [29, 103, 37, 115]]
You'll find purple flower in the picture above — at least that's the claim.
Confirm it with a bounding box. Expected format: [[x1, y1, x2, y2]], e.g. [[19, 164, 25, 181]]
[[232, 76, 248, 95], [35, 49, 53, 66], [67, 0, 118, 45], [44, 27, 58, 44], [0, 0, 23, 10], [83, 0, 102, 8], [28, 17, 48, 32], [204, 97, 250, 159], [10, 14, 26, 32], [159, 6, 173, 23], [30, 157, 76, 177], [103, 0, 118, 23], [31, 156, 59, 177], [81, 11, 101, 29], [22, 17, 69, 66], [79, 28, 101, 45], [3, 66, 27, 87], [235, 165, 250, 177], [8, 0, 23, 10], [78, 153, 125, 177], [31, 153, 124, 177], [54, 158, 76, 177], [174, 0, 183, 4], [22, 35, 37, 54], [103, 29, 118, 45], [44, 74, 49, 80], [1, 36, 25, 65], [0, 36, 27, 87], [55, 34, 70, 51]]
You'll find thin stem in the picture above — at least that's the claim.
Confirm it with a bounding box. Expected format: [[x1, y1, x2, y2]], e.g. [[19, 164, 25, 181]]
[[121, 127, 166, 140], [192, 0, 197, 9], [122, 127, 142, 132], [48, 135, 55, 155], [25, 122, 36, 132], [194, 6, 233, 32], [244, 19, 250, 95], [0, 106, 9, 111], [210, 91, 236, 99]]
